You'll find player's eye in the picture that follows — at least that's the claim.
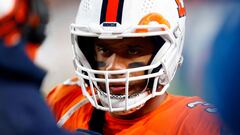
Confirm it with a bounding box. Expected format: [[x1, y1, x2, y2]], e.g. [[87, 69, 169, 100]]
[[96, 45, 111, 56], [96, 46, 107, 53], [128, 49, 139, 55]]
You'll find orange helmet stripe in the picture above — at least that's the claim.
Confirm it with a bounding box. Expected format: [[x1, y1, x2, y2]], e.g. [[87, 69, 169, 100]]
[[106, 0, 119, 22], [100, 0, 124, 24]]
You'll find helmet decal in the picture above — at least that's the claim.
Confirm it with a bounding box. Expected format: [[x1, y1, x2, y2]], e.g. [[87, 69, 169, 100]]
[[135, 13, 171, 33]]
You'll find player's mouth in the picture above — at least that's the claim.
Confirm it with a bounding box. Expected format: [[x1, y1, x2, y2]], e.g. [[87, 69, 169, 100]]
[[108, 83, 126, 95], [109, 86, 126, 95], [98, 82, 144, 96]]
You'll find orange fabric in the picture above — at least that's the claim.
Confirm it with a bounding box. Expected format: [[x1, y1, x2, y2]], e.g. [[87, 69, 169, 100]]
[[46, 81, 94, 131], [15, 0, 28, 23], [103, 94, 221, 135], [0, 20, 17, 37], [4, 29, 21, 47], [103, 112, 149, 135], [106, 0, 119, 22], [47, 79, 221, 135], [0, 0, 28, 40], [0, 0, 28, 27], [24, 43, 39, 61]]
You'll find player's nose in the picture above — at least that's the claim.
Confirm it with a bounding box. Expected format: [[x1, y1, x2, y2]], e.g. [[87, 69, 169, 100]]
[[105, 54, 128, 78]]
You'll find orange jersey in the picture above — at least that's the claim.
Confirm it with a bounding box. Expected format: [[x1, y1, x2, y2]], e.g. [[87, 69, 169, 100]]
[[47, 78, 221, 135]]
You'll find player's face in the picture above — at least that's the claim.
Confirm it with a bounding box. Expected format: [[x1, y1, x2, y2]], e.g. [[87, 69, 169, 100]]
[[94, 37, 156, 96]]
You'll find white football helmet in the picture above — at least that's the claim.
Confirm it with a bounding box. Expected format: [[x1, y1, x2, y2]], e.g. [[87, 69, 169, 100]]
[[71, 0, 186, 112]]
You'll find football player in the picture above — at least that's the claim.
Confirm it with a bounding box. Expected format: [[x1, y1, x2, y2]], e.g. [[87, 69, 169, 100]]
[[47, 0, 221, 134]]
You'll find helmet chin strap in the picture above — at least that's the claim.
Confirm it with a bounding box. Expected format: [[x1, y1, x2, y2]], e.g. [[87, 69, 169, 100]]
[[110, 103, 146, 116], [98, 90, 149, 111]]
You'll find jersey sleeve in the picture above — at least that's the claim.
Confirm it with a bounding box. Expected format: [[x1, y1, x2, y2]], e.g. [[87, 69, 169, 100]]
[[46, 77, 94, 131]]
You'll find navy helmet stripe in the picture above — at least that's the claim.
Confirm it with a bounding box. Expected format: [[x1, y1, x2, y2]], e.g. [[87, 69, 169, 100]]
[[116, 0, 124, 24], [100, 0, 108, 24]]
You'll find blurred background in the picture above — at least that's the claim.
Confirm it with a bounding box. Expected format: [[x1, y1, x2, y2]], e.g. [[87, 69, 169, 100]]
[[36, 0, 236, 102], [36, 0, 78, 95]]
